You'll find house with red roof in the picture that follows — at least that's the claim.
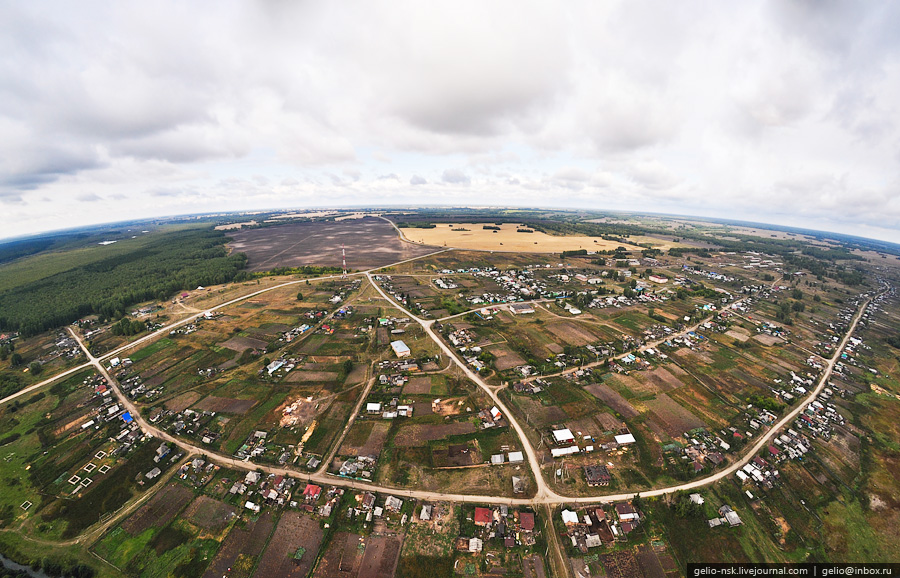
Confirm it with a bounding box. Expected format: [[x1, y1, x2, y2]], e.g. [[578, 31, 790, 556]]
[[474, 507, 493, 526]]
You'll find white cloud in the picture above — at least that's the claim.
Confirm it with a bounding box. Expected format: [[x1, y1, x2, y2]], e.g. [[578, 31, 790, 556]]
[[0, 1, 899, 243]]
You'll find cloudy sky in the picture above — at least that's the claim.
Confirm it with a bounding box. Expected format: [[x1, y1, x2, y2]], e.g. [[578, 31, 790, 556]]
[[2, 1, 900, 242]]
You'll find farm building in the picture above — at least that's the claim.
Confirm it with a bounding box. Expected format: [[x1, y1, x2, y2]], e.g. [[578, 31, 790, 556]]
[[552, 428, 575, 444], [390, 340, 411, 357], [614, 433, 636, 445], [509, 303, 535, 315], [508, 451, 524, 463]]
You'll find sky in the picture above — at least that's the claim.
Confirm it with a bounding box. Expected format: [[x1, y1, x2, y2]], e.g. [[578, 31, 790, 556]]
[[2, 1, 900, 242]]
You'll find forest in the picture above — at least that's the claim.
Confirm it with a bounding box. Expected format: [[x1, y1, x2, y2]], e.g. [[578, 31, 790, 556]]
[[0, 229, 248, 336]]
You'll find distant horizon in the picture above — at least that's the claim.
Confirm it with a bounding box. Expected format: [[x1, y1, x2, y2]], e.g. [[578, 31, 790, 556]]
[[3, 205, 900, 253]]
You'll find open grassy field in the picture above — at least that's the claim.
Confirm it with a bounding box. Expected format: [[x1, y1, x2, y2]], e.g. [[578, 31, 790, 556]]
[[402, 222, 643, 252]]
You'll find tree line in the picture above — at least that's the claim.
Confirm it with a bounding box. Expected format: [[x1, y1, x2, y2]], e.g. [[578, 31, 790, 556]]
[[0, 229, 248, 336]]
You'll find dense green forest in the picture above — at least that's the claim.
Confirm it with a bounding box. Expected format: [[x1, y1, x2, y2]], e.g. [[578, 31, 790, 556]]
[[0, 229, 248, 336]]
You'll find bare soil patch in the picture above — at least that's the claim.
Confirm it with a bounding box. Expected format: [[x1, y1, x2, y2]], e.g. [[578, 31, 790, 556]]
[[254, 512, 324, 578], [595, 412, 623, 431], [359, 534, 402, 578], [122, 484, 193, 535], [202, 512, 274, 578], [642, 367, 685, 392], [183, 496, 237, 532], [584, 384, 639, 419], [194, 396, 257, 414], [228, 217, 436, 271], [725, 328, 751, 342], [545, 322, 599, 346], [644, 393, 705, 437], [487, 345, 526, 371], [219, 335, 268, 351], [164, 392, 202, 412], [753, 334, 782, 346]]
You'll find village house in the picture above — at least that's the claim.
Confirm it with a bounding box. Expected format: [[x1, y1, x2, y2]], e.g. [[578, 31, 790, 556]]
[[584, 464, 612, 486]]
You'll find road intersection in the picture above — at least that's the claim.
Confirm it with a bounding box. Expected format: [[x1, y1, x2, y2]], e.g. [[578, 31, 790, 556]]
[[0, 247, 882, 578]]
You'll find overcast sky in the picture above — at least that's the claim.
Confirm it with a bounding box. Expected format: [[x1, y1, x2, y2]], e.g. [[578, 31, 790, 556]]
[[2, 1, 900, 242]]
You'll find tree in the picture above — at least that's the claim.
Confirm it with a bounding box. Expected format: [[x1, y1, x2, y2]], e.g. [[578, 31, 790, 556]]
[[296, 292, 303, 301], [28, 362, 42, 376], [9, 352, 22, 366], [262, 357, 271, 368]]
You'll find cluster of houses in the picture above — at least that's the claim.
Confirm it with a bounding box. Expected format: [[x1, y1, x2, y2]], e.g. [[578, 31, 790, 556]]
[[35, 331, 82, 365], [376, 357, 420, 374], [344, 491, 405, 523], [177, 456, 218, 487], [365, 398, 414, 419], [458, 506, 538, 553], [232, 430, 291, 464], [232, 471, 301, 513], [261, 355, 301, 378], [681, 264, 736, 283], [560, 502, 641, 551], [336, 454, 377, 479], [447, 328, 476, 347], [793, 387, 844, 441], [663, 429, 728, 474], [433, 277, 459, 290]]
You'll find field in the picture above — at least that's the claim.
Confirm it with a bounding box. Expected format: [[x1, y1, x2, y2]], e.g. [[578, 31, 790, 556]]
[[183, 495, 238, 531], [202, 512, 275, 578], [401, 222, 642, 253], [3, 208, 900, 576], [227, 217, 436, 271], [122, 484, 194, 535], [253, 512, 324, 578]]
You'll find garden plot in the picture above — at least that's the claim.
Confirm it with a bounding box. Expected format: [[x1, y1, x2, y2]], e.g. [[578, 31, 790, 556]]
[[182, 495, 237, 532], [511, 395, 567, 427], [194, 396, 256, 414], [392, 422, 478, 447], [286, 370, 340, 382], [121, 484, 193, 535], [358, 534, 402, 578], [584, 384, 640, 418], [640, 367, 686, 392], [164, 392, 202, 412], [486, 345, 526, 371], [644, 393, 706, 437], [219, 335, 268, 351], [253, 512, 324, 578], [402, 376, 432, 394], [544, 321, 602, 346], [339, 421, 391, 457], [201, 511, 275, 578]]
